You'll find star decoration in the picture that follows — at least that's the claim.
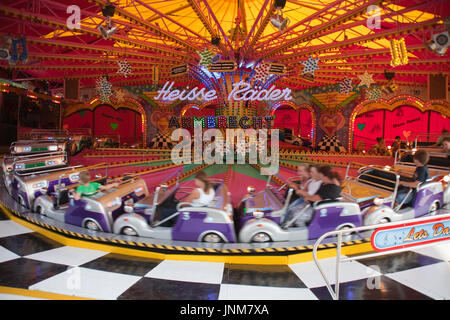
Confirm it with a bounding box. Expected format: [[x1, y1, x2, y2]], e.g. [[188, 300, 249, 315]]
[[114, 88, 126, 103], [301, 56, 320, 75], [339, 76, 353, 95], [367, 87, 381, 100], [96, 76, 113, 103], [358, 71, 375, 88], [117, 59, 132, 78], [197, 48, 214, 68]]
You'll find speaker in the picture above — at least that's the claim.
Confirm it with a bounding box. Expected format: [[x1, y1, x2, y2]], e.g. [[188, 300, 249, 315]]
[[211, 37, 220, 46], [102, 4, 115, 17], [384, 70, 395, 80], [275, 0, 287, 9], [428, 74, 447, 100], [64, 78, 80, 100]]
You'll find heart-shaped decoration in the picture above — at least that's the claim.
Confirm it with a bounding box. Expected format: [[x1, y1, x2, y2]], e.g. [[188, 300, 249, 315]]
[[318, 113, 346, 137], [110, 122, 118, 130], [403, 130, 411, 139], [150, 111, 173, 132], [357, 123, 366, 131], [78, 110, 86, 117]]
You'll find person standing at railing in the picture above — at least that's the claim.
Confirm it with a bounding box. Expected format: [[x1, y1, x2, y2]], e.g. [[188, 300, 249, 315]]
[[432, 129, 449, 147], [390, 136, 408, 158], [369, 137, 390, 156], [441, 137, 450, 154]]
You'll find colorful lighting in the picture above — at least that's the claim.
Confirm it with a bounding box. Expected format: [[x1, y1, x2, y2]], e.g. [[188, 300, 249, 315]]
[[390, 38, 408, 67]]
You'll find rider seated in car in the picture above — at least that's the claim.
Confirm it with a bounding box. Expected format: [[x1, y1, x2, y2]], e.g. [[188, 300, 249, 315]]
[[284, 164, 322, 223], [74, 170, 120, 200], [395, 149, 430, 206], [441, 137, 450, 154], [184, 171, 215, 207], [283, 165, 342, 227]]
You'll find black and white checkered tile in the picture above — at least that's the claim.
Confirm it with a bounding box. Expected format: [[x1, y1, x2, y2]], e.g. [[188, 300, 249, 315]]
[[0, 209, 449, 300], [148, 132, 173, 149], [318, 135, 347, 153]]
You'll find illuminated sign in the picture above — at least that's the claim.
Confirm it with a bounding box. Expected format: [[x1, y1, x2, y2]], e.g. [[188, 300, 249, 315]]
[[171, 65, 188, 76], [269, 63, 285, 75], [371, 216, 450, 252], [154, 81, 292, 102], [169, 115, 274, 129], [208, 61, 237, 72]]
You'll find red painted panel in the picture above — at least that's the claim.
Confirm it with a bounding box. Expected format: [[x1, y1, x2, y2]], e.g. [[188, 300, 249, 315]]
[[384, 105, 428, 144], [63, 109, 93, 131], [93, 104, 139, 145], [353, 110, 384, 150]]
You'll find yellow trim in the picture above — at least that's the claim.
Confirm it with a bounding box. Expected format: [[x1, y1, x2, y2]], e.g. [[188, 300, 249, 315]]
[[0, 204, 373, 265], [0, 286, 94, 300]]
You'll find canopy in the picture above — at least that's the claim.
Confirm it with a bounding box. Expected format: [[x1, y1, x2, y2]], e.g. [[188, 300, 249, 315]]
[[0, 0, 448, 90]]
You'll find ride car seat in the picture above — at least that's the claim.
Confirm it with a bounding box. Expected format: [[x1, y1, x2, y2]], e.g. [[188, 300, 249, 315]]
[[154, 190, 179, 227], [53, 189, 70, 209]]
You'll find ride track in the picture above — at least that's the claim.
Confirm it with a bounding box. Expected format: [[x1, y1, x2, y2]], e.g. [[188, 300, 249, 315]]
[[0, 147, 382, 265]]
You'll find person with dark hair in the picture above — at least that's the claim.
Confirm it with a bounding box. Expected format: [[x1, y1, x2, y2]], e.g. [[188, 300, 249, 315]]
[[283, 165, 342, 227], [299, 165, 342, 203], [395, 149, 430, 206], [391, 136, 408, 158], [184, 171, 215, 207], [283, 164, 322, 223], [369, 137, 389, 156]]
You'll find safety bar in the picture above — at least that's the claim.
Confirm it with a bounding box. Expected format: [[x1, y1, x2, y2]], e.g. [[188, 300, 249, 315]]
[[284, 203, 311, 228], [14, 165, 84, 177], [312, 212, 450, 300], [5, 150, 66, 160]]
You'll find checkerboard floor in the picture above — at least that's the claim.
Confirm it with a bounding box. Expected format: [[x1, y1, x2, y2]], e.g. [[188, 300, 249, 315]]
[[0, 210, 449, 300]]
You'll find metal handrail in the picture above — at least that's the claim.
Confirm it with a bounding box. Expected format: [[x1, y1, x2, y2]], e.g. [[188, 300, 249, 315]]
[[312, 213, 450, 300], [413, 133, 442, 148]]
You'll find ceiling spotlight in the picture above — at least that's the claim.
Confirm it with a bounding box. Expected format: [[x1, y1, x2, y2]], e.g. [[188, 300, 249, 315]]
[[425, 31, 449, 56], [98, 23, 117, 40], [211, 36, 220, 46]]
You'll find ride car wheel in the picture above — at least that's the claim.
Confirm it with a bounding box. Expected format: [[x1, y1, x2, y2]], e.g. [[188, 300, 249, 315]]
[[378, 217, 390, 224], [121, 227, 138, 236], [251, 232, 271, 243], [36, 206, 44, 215], [428, 201, 440, 215], [18, 196, 25, 207], [202, 233, 222, 243], [337, 225, 353, 236], [85, 220, 100, 231]]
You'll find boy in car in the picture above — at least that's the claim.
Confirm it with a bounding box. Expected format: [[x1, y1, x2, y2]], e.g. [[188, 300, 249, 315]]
[[74, 170, 120, 200], [396, 149, 430, 206]]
